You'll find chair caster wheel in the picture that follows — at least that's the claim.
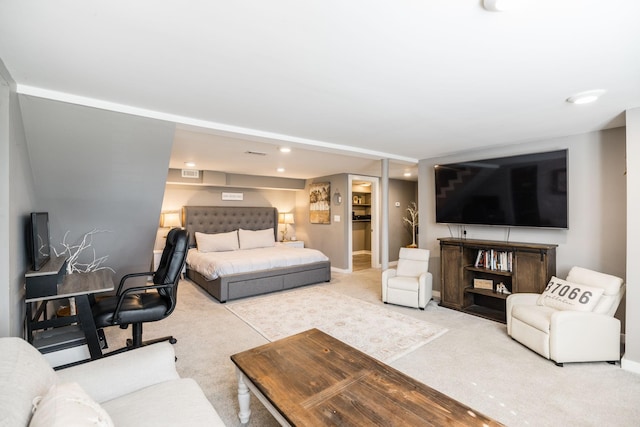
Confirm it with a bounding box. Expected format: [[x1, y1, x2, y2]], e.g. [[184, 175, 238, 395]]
[[169, 338, 177, 344]]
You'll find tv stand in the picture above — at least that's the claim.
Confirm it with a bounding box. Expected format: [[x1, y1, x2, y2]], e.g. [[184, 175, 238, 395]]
[[438, 238, 557, 323]]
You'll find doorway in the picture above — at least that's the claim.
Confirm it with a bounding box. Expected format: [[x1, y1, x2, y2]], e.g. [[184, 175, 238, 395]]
[[349, 175, 379, 271]]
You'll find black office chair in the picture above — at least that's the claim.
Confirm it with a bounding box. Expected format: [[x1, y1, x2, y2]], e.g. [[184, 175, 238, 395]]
[[92, 228, 189, 352]]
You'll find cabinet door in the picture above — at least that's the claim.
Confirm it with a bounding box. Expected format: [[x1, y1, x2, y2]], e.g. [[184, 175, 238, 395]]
[[513, 250, 550, 294], [441, 243, 464, 308]]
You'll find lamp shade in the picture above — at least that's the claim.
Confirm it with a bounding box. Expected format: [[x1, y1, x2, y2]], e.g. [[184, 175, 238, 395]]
[[278, 212, 295, 225], [160, 211, 182, 228]]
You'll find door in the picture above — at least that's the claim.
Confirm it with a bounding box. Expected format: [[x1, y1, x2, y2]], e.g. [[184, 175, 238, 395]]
[[349, 175, 379, 271]]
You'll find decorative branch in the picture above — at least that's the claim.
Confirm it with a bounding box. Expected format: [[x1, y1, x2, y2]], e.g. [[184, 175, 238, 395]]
[[402, 202, 419, 247], [53, 229, 115, 274]]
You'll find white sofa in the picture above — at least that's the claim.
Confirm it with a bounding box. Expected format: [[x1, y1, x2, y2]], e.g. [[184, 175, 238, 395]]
[[0, 337, 225, 426]]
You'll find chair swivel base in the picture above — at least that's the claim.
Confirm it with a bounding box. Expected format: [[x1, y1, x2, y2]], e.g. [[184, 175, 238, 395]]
[[100, 323, 177, 357]]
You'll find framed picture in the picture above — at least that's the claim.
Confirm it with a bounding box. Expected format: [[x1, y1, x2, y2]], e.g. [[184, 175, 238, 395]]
[[309, 182, 331, 224]]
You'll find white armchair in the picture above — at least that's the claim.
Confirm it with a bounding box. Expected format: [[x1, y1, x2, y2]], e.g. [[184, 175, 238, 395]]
[[506, 266, 625, 366], [382, 247, 432, 309]]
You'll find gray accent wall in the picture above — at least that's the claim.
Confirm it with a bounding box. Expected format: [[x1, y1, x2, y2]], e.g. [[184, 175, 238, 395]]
[[1, 61, 38, 337], [19, 95, 175, 283], [297, 174, 351, 270], [388, 179, 418, 260], [159, 183, 298, 250]]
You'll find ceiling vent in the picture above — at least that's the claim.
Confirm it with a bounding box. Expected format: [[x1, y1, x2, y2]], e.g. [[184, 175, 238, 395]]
[[245, 151, 267, 156], [181, 169, 200, 178]]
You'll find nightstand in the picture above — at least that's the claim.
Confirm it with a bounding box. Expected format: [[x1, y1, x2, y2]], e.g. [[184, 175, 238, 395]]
[[282, 240, 304, 248]]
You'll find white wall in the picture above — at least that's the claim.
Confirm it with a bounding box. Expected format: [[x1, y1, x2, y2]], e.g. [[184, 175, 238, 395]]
[[419, 128, 627, 323], [623, 108, 640, 372], [0, 61, 10, 336]]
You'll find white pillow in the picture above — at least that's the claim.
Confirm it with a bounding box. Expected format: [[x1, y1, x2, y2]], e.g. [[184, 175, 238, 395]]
[[195, 231, 239, 252], [537, 276, 604, 312], [238, 228, 276, 250], [29, 382, 114, 427]]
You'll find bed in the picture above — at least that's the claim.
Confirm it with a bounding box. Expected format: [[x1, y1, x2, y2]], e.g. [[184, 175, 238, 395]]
[[182, 206, 331, 302]]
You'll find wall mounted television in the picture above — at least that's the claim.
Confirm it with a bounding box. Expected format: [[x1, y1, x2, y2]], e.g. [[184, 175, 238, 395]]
[[27, 212, 51, 271], [434, 149, 568, 229]]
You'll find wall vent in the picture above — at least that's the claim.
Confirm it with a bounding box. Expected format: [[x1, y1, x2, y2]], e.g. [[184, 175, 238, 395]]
[[181, 169, 200, 178]]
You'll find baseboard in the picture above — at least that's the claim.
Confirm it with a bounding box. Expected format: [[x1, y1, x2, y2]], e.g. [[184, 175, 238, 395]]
[[621, 355, 640, 374], [331, 266, 350, 274]]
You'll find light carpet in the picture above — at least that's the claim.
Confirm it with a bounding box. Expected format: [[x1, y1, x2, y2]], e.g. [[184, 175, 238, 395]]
[[225, 286, 448, 362]]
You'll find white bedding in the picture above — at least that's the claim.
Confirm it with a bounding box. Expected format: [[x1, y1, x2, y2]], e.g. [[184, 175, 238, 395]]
[[186, 244, 330, 281]]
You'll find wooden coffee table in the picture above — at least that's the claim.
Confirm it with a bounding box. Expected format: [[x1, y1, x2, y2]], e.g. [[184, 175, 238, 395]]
[[231, 328, 503, 426]]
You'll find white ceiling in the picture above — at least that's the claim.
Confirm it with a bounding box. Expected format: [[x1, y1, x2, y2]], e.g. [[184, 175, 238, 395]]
[[2, 0, 639, 181]]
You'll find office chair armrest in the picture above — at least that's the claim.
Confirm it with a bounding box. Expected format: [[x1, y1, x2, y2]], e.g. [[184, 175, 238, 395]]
[[111, 283, 172, 324], [116, 271, 155, 294]]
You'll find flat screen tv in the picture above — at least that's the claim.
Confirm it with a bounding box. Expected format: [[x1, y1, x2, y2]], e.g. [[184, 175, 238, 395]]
[[27, 212, 51, 271], [434, 150, 568, 229]]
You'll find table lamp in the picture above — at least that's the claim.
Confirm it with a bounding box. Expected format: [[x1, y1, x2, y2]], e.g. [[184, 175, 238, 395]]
[[278, 212, 295, 241]]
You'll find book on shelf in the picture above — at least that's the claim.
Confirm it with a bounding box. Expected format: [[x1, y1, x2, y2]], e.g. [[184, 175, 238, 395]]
[[474, 250, 484, 267], [474, 249, 512, 272]]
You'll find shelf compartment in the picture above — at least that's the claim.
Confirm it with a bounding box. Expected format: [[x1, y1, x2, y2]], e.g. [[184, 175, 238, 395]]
[[465, 266, 512, 276], [464, 288, 507, 323], [465, 287, 510, 300]]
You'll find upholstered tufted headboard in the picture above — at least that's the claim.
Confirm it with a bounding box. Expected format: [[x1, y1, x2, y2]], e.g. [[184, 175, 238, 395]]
[[182, 206, 279, 247]]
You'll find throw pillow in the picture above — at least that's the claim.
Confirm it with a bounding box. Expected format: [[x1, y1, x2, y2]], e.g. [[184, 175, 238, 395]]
[[238, 228, 276, 250], [537, 277, 604, 312], [29, 382, 114, 427], [196, 230, 239, 252]]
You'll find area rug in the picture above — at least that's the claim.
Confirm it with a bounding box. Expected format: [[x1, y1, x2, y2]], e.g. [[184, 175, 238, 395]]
[[225, 286, 448, 363]]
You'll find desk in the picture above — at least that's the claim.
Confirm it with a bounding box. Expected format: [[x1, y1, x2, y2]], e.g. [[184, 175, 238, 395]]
[[231, 328, 503, 426], [25, 268, 114, 362]]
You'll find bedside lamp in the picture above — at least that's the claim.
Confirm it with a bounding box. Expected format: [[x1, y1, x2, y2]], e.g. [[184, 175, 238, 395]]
[[278, 212, 295, 242], [160, 211, 182, 232]]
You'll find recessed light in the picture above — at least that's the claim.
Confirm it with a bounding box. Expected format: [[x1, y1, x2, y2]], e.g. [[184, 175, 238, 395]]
[[566, 89, 606, 105], [483, 0, 512, 12], [277, 167, 285, 173], [184, 162, 196, 167], [404, 172, 411, 177], [279, 147, 291, 153]]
